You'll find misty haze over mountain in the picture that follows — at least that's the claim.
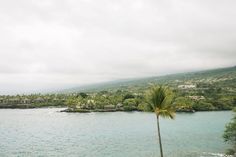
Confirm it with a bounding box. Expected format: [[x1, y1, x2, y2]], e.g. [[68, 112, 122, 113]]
[[0, 0, 236, 94]]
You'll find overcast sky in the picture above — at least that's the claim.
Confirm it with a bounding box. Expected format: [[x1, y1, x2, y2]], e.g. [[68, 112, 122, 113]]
[[0, 0, 236, 94]]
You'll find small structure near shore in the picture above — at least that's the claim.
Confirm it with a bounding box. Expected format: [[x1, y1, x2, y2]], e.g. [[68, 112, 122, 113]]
[[116, 103, 123, 108], [34, 97, 45, 103], [22, 98, 31, 104]]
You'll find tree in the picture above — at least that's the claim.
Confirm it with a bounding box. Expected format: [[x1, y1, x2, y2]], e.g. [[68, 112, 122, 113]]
[[192, 101, 215, 111], [123, 98, 136, 106], [123, 93, 135, 100], [223, 108, 236, 155], [174, 97, 193, 111], [146, 85, 175, 157], [65, 98, 77, 110], [123, 98, 137, 111], [79, 92, 88, 98]]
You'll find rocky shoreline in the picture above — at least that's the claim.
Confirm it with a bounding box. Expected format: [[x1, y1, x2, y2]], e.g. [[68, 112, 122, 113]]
[[60, 108, 196, 113], [60, 108, 139, 113], [1, 105, 228, 113]]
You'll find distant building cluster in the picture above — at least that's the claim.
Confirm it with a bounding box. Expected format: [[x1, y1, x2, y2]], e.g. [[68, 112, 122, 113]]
[[188, 96, 205, 101], [0, 98, 27, 104], [0, 97, 64, 105], [178, 84, 196, 89]]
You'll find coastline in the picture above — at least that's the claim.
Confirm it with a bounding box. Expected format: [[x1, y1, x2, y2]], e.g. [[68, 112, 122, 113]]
[[0, 105, 233, 113], [0, 109, 231, 157], [0, 104, 66, 109]]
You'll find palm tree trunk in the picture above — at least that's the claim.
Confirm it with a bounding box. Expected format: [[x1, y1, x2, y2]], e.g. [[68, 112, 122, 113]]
[[156, 115, 164, 157]]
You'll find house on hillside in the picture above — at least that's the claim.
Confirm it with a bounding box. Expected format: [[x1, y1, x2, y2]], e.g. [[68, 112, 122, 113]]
[[188, 96, 205, 101]]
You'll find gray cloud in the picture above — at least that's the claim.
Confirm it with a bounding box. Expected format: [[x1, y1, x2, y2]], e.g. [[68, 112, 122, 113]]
[[0, 0, 236, 94]]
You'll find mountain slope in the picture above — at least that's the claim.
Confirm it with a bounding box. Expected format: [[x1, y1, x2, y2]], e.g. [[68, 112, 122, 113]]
[[61, 66, 236, 93]]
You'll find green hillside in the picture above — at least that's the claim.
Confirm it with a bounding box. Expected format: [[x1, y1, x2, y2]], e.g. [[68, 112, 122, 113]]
[[59, 66, 236, 112], [63, 66, 236, 93], [1, 66, 235, 111]]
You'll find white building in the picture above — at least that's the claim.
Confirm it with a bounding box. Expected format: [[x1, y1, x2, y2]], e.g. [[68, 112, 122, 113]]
[[178, 84, 196, 89]]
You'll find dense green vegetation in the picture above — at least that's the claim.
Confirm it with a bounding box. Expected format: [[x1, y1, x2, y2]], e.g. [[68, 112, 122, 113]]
[[223, 108, 236, 155], [0, 94, 67, 108], [0, 66, 236, 112]]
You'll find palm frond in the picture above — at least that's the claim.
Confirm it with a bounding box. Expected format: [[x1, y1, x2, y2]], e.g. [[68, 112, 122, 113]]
[[147, 85, 175, 119], [156, 108, 175, 119]]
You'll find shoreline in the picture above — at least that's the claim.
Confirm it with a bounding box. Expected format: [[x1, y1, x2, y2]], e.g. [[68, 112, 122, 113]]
[[0, 105, 233, 113], [0, 105, 66, 109]]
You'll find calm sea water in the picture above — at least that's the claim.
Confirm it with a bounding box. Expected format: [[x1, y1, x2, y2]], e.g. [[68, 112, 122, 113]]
[[0, 108, 233, 157]]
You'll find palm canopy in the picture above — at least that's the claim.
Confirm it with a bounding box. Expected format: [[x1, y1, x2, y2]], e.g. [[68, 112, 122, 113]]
[[146, 85, 175, 119]]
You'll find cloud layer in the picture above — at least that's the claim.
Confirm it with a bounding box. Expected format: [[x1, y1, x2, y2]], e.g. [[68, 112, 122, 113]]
[[0, 0, 236, 94]]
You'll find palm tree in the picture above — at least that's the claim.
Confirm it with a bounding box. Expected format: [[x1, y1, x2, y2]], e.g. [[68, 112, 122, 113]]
[[146, 85, 175, 157]]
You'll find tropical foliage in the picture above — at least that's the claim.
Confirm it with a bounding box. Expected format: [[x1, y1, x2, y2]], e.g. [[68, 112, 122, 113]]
[[223, 108, 236, 155], [0, 66, 235, 112]]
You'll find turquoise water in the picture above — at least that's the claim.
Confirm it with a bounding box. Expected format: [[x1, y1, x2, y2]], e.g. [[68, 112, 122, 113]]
[[0, 108, 233, 157]]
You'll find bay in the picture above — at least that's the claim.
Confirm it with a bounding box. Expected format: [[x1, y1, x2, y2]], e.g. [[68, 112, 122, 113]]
[[0, 108, 233, 157]]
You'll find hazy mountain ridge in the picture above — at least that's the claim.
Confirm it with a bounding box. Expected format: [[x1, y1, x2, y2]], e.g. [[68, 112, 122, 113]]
[[61, 66, 236, 93]]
